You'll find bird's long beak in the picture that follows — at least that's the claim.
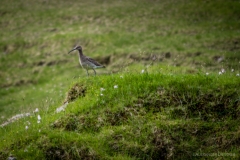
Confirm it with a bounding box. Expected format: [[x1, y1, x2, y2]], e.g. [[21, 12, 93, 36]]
[[68, 48, 76, 54]]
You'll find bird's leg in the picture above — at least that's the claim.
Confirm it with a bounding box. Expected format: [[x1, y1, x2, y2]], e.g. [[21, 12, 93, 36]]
[[93, 69, 96, 76], [86, 69, 89, 77]]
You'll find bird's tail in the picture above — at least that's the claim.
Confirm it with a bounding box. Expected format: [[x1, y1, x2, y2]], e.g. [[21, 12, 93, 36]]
[[95, 65, 105, 69]]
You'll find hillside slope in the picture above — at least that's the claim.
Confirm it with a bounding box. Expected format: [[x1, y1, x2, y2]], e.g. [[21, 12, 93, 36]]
[[1, 71, 240, 159], [0, 0, 240, 159]]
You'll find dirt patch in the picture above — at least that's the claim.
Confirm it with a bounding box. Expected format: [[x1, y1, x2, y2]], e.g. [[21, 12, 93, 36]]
[[35, 60, 45, 66], [64, 83, 86, 103], [165, 52, 171, 58]]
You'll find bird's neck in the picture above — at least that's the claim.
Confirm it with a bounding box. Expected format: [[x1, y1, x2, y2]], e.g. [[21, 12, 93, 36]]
[[77, 49, 84, 58]]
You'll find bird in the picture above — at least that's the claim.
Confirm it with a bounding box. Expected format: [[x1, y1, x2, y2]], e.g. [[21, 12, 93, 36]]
[[68, 45, 105, 76]]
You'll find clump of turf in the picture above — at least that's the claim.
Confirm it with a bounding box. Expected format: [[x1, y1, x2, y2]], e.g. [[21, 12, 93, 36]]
[[37, 135, 100, 160], [64, 83, 86, 103]]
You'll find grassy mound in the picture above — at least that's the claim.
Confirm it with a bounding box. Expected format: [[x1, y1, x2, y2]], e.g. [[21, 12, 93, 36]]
[[1, 72, 239, 159]]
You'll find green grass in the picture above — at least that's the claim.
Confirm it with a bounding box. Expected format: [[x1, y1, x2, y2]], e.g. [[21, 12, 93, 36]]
[[0, 71, 239, 159], [0, 0, 240, 159]]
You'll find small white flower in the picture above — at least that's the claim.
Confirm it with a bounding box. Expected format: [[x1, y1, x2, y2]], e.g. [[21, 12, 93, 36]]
[[100, 88, 105, 91], [206, 72, 209, 75], [141, 69, 145, 73], [114, 85, 118, 89], [37, 115, 41, 120], [37, 120, 41, 124], [231, 69, 234, 72], [221, 68, 225, 73], [219, 71, 222, 75], [237, 73, 239, 76], [34, 108, 39, 113], [25, 126, 29, 130], [100, 93, 104, 96]]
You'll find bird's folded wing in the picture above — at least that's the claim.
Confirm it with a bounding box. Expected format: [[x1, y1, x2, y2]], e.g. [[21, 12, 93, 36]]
[[86, 57, 103, 67]]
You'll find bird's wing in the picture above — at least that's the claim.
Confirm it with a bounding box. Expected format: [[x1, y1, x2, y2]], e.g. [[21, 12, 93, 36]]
[[86, 57, 103, 67]]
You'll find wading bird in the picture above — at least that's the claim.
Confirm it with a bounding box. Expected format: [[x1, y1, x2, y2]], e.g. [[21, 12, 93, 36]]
[[68, 46, 105, 76]]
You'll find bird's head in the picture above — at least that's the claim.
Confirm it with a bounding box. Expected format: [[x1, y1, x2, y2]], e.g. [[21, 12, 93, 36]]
[[68, 45, 82, 54]]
